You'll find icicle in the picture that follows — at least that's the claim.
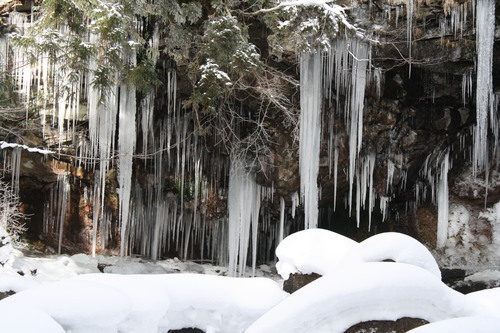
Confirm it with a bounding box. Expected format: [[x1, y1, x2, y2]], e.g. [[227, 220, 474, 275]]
[[436, 152, 449, 248], [379, 196, 390, 222], [462, 71, 473, 106], [386, 159, 395, 194], [10, 148, 21, 196], [333, 137, 339, 211], [118, 57, 137, 257], [278, 197, 285, 245], [227, 158, 262, 277], [299, 50, 322, 229], [291, 191, 299, 219], [473, 0, 495, 176], [406, 0, 414, 77]]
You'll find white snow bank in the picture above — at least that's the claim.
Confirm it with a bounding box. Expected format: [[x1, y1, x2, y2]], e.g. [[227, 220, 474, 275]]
[[0, 272, 286, 333], [275, 228, 362, 279], [0, 279, 132, 333], [76, 274, 170, 333], [0, 271, 39, 292], [0, 302, 65, 333], [245, 262, 473, 333], [465, 287, 500, 317], [406, 316, 500, 332], [159, 274, 288, 332], [359, 232, 441, 278]]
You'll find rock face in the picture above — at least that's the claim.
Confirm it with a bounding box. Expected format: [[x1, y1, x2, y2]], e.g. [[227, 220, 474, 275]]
[[0, 0, 498, 265]]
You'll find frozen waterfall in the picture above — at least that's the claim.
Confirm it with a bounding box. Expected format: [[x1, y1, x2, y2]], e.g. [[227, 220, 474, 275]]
[[299, 51, 323, 230]]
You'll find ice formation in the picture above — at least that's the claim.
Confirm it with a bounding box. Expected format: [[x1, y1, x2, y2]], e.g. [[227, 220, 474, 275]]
[[0, 0, 498, 274], [299, 51, 323, 229], [227, 159, 264, 276], [473, 0, 495, 176], [117, 54, 137, 257]]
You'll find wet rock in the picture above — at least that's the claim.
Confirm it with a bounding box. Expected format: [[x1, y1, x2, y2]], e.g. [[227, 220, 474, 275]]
[[283, 272, 322, 294], [0, 290, 15, 300], [344, 317, 429, 333]]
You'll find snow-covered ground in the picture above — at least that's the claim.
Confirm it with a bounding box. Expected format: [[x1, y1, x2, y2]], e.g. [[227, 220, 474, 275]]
[[1, 228, 500, 332]]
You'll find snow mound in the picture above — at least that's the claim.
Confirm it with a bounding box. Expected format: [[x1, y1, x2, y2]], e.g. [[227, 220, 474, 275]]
[[76, 274, 171, 333], [0, 271, 39, 293], [406, 316, 500, 332], [0, 302, 65, 333], [275, 228, 362, 279], [359, 232, 441, 278], [465, 287, 500, 317], [245, 262, 473, 333], [0, 279, 132, 332], [160, 274, 288, 332]]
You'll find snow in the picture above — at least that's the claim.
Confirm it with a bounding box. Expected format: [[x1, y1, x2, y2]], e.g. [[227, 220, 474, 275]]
[[275, 228, 362, 279], [154, 274, 287, 332], [358, 232, 441, 278], [246, 262, 473, 333], [0, 141, 54, 155], [406, 316, 500, 333], [1, 279, 132, 332], [0, 252, 286, 333], [0, 302, 65, 333], [276, 229, 442, 280], [2, 228, 500, 332]]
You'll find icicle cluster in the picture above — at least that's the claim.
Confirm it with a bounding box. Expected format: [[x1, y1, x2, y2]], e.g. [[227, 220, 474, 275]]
[[227, 159, 263, 276], [299, 51, 323, 230], [473, 0, 495, 177]]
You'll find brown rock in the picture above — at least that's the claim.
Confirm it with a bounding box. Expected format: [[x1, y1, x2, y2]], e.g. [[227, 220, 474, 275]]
[[344, 317, 429, 333], [283, 272, 322, 293]]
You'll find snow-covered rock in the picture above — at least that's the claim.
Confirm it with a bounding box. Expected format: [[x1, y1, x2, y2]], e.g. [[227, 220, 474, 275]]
[[246, 262, 473, 333], [275, 228, 362, 279], [359, 232, 441, 278]]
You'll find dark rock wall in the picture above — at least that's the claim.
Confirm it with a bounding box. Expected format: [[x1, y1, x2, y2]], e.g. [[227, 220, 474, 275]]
[[1, 0, 498, 263]]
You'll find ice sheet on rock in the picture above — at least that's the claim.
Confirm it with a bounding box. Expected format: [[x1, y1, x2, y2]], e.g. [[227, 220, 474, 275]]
[[0, 279, 132, 332], [245, 262, 473, 333], [275, 228, 362, 279], [359, 232, 441, 278], [0, 302, 65, 333], [406, 316, 500, 333]]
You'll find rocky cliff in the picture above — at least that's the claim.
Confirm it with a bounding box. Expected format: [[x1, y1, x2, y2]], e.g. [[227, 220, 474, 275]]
[[0, 0, 498, 271]]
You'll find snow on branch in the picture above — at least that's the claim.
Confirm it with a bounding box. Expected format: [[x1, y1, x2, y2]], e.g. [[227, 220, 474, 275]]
[[0, 141, 54, 154], [246, 0, 360, 35]]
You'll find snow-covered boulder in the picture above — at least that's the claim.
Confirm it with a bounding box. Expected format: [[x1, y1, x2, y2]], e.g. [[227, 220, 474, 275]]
[[359, 232, 441, 278], [465, 287, 500, 318], [275, 228, 362, 279], [76, 274, 170, 333], [406, 316, 500, 332], [245, 262, 473, 333], [0, 302, 65, 333], [0, 279, 132, 333], [159, 274, 288, 333]]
